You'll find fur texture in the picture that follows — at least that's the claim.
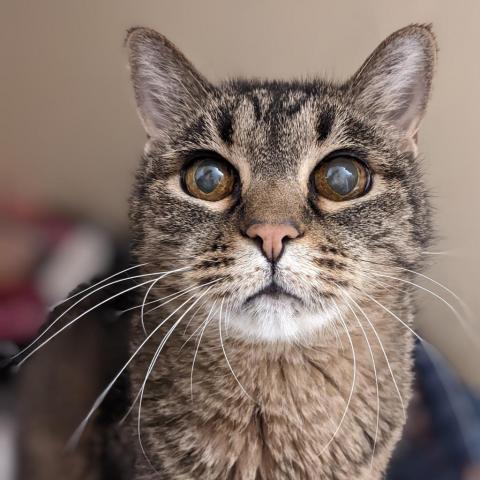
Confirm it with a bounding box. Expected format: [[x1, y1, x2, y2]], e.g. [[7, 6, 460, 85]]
[[124, 24, 437, 479]]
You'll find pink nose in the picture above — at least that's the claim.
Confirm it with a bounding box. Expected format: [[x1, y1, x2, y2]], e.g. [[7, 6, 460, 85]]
[[246, 223, 300, 261]]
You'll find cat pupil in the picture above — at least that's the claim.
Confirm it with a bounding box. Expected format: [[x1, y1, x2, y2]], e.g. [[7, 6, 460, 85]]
[[195, 161, 224, 193], [325, 158, 358, 195]]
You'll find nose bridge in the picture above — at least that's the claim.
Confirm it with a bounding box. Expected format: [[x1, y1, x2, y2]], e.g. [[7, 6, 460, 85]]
[[242, 180, 304, 227]]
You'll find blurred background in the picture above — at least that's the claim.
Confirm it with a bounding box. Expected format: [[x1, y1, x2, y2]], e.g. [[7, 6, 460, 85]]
[[1, 1, 479, 479]]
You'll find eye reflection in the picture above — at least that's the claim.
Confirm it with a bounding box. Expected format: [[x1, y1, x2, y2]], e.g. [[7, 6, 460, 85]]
[[184, 157, 235, 201], [313, 155, 370, 201], [325, 158, 359, 196], [195, 162, 224, 194]]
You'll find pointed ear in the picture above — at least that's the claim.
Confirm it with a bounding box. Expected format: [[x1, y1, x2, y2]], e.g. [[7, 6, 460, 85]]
[[349, 24, 437, 151], [125, 27, 211, 139]]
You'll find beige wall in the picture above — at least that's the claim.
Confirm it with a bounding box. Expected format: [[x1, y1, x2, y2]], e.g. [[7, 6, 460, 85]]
[[1, 1, 479, 383]]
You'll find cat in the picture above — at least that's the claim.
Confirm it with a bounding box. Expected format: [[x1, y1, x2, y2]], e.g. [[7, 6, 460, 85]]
[[124, 23, 436, 480], [19, 23, 437, 480]]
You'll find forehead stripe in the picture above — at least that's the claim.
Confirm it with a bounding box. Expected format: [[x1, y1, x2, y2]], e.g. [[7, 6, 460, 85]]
[[317, 107, 335, 143], [217, 108, 234, 145]]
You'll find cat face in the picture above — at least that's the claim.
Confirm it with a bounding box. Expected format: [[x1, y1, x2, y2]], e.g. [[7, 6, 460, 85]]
[[127, 25, 436, 342]]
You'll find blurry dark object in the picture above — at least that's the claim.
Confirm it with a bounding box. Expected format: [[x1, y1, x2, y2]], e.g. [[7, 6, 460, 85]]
[[387, 341, 480, 480], [17, 282, 134, 480]]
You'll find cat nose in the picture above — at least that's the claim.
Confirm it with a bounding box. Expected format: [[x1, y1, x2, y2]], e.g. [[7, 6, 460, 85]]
[[245, 223, 300, 261]]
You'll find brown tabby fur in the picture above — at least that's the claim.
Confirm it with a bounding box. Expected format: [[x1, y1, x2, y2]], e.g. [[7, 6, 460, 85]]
[[126, 24, 437, 479]]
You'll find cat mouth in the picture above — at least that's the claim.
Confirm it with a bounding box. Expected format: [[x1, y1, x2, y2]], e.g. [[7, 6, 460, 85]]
[[244, 282, 302, 304]]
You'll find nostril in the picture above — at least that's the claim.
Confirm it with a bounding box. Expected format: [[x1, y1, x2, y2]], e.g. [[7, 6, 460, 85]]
[[250, 234, 264, 251]]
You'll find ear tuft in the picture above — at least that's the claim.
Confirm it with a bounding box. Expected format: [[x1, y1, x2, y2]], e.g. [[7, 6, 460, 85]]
[[349, 24, 437, 148], [125, 27, 210, 139]]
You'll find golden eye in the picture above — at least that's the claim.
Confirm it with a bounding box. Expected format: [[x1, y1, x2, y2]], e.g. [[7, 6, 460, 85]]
[[313, 156, 371, 201], [184, 158, 235, 201]]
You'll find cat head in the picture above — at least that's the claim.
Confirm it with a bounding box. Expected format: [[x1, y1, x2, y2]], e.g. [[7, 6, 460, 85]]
[[126, 25, 436, 342]]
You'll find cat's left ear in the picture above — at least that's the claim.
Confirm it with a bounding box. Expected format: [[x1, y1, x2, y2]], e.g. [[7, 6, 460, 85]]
[[349, 24, 437, 152], [126, 27, 211, 139]]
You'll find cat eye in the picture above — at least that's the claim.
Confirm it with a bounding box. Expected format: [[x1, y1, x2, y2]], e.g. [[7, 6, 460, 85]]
[[313, 156, 371, 201], [184, 158, 235, 201]]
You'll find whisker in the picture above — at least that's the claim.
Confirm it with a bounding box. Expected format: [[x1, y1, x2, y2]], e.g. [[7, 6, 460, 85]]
[[139, 275, 164, 337], [223, 299, 234, 337], [328, 315, 344, 350], [119, 279, 215, 315], [136, 286, 215, 471], [362, 289, 424, 344], [366, 276, 410, 296], [48, 263, 148, 311], [318, 299, 356, 456], [11, 267, 187, 364], [179, 300, 217, 352], [341, 288, 406, 421], [190, 301, 217, 401], [218, 298, 255, 403], [364, 271, 478, 343], [137, 286, 215, 407], [68, 290, 206, 449], [182, 296, 211, 337], [390, 266, 476, 323], [145, 279, 222, 315], [353, 256, 473, 324], [118, 277, 222, 339], [340, 289, 379, 470], [421, 250, 453, 256], [16, 276, 165, 369]]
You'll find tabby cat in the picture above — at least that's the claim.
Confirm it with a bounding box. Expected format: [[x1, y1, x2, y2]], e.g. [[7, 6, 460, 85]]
[[21, 23, 438, 480]]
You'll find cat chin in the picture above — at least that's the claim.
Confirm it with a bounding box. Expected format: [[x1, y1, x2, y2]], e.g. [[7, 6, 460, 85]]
[[225, 296, 337, 343]]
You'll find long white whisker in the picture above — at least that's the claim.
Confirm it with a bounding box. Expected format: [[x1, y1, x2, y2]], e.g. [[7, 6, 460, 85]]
[[359, 266, 476, 340], [118, 295, 198, 426], [190, 301, 217, 401], [363, 272, 466, 343], [391, 266, 476, 323], [339, 289, 379, 470], [136, 287, 214, 411], [179, 300, 216, 352], [343, 289, 406, 420], [222, 299, 230, 337], [218, 298, 255, 403], [16, 276, 166, 369], [182, 296, 211, 337], [329, 317, 344, 350], [139, 275, 164, 337], [421, 250, 453, 256], [145, 279, 222, 315], [136, 286, 215, 471], [318, 300, 356, 456], [12, 267, 187, 364], [121, 285, 220, 424], [365, 290, 424, 345], [67, 291, 203, 449], [119, 278, 217, 315], [223, 299, 234, 337], [49, 263, 147, 311]]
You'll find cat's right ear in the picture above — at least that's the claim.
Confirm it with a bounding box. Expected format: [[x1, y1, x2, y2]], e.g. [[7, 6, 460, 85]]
[[126, 27, 210, 139]]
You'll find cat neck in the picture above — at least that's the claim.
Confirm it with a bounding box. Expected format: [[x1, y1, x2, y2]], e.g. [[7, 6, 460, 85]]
[[130, 298, 414, 479]]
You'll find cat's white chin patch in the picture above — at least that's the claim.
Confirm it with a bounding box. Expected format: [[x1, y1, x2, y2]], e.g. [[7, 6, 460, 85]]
[[226, 296, 336, 343]]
